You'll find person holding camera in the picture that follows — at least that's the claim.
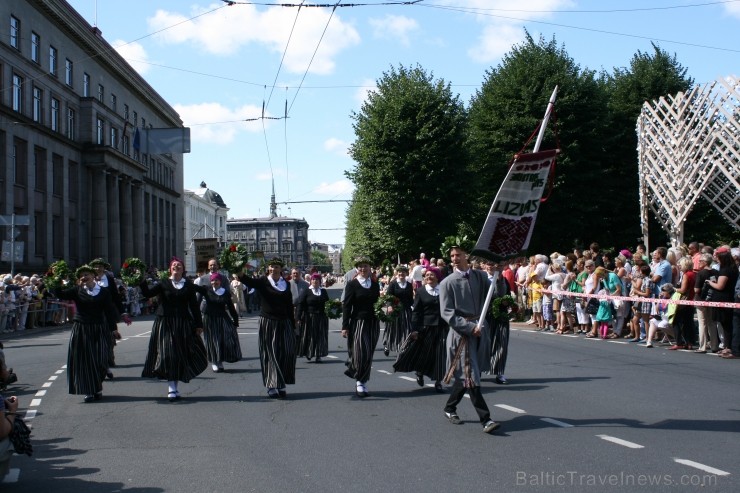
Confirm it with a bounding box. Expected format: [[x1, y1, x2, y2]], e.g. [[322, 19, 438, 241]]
[[694, 253, 719, 353]]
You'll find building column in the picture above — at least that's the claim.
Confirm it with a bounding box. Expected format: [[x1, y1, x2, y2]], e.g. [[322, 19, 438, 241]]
[[131, 182, 145, 259], [91, 169, 108, 258], [107, 172, 121, 268], [120, 178, 133, 261]]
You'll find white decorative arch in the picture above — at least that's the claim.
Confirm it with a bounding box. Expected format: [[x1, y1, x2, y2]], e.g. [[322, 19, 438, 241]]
[[637, 75, 739, 247]]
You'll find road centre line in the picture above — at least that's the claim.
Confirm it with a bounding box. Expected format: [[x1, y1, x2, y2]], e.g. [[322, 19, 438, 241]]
[[673, 458, 730, 476], [597, 434, 644, 449], [609, 341, 629, 344], [541, 418, 573, 428], [29, 399, 41, 407], [495, 404, 527, 414], [24, 410, 37, 420], [41, 382, 52, 388], [325, 355, 338, 359], [399, 376, 417, 382], [55, 370, 64, 374], [48, 375, 58, 381], [377, 370, 391, 375], [34, 390, 46, 397]]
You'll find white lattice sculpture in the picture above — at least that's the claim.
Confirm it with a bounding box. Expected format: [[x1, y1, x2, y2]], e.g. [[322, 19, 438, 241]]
[[637, 75, 739, 246]]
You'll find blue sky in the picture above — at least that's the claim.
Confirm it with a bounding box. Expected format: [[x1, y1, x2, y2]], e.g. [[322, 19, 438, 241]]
[[66, 0, 740, 245]]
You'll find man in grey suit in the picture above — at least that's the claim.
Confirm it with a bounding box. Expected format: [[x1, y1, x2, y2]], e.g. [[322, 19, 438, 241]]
[[439, 245, 500, 434]]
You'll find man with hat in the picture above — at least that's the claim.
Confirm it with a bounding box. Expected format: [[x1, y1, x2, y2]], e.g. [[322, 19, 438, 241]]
[[439, 244, 500, 434]]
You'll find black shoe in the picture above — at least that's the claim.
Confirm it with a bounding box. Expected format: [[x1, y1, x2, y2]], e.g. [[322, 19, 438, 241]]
[[106, 371, 114, 380], [434, 382, 444, 393], [495, 376, 508, 385], [315, 357, 322, 363], [83, 395, 95, 403], [383, 345, 389, 357], [216, 367, 224, 373], [278, 389, 287, 399], [94, 392, 103, 401], [167, 392, 178, 402], [444, 411, 461, 424], [483, 420, 501, 434], [267, 388, 279, 399], [416, 373, 424, 387]]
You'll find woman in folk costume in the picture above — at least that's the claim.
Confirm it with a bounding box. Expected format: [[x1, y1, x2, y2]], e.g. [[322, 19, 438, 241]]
[[341, 256, 380, 398], [54, 265, 121, 403], [296, 273, 330, 363], [90, 258, 131, 380], [139, 257, 208, 401], [382, 265, 413, 357], [393, 267, 448, 392], [482, 260, 512, 385], [194, 273, 241, 373], [239, 257, 297, 399]]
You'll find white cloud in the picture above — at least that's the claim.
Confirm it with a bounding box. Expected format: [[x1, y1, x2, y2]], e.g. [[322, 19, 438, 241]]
[[148, 3, 360, 75], [324, 137, 349, 156], [112, 40, 150, 74], [313, 179, 354, 196], [450, 0, 574, 63], [174, 102, 267, 145], [369, 15, 419, 47], [355, 78, 377, 107], [725, 3, 740, 17]]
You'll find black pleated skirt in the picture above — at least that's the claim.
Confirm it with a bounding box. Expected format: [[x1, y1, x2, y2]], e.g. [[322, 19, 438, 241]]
[[298, 312, 329, 359], [344, 318, 380, 383], [203, 314, 242, 364], [489, 319, 510, 375], [258, 316, 297, 388], [142, 316, 208, 383], [382, 307, 411, 352], [67, 321, 109, 395], [393, 324, 449, 381]]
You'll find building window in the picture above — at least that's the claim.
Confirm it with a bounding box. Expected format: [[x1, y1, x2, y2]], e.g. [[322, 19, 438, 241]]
[[111, 93, 117, 112], [49, 46, 57, 76], [31, 32, 40, 63], [124, 104, 129, 120], [65, 59, 73, 86], [12, 74, 22, 113], [52, 216, 63, 258], [12, 139, 27, 186], [50, 97, 59, 131], [10, 16, 19, 50], [110, 126, 118, 149], [96, 118, 104, 145], [34, 214, 45, 257], [66, 107, 76, 139], [97, 84, 104, 103], [32, 87, 43, 122], [141, 117, 146, 128], [133, 111, 138, 127], [68, 161, 78, 198], [122, 134, 129, 156], [83, 73, 90, 96], [34, 146, 46, 192], [52, 153, 63, 196]]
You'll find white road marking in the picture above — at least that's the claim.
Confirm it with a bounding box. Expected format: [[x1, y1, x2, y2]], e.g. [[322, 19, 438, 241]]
[[62, 365, 67, 369], [55, 370, 64, 374], [495, 404, 526, 414], [24, 410, 37, 420], [597, 435, 644, 449], [377, 370, 391, 375], [1, 468, 19, 483], [34, 390, 47, 397], [120, 338, 129, 341], [562, 334, 579, 338], [609, 341, 628, 345], [41, 382, 52, 388], [325, 355, 339, 359], [29, 399, 42, 407], [134, 331, 152, 337], [673, 458, 730, 476], [541, 418, 573, 428], [399, 376, 417, 382], [48, 375, 58, 381]]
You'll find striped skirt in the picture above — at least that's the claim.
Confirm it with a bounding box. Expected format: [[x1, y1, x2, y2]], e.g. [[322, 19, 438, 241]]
[[142, 316, 208, 383], [297, 312, 329, 359], [393, 324, 449, 381], [258, 316, 297, 388], [489, 318, 510, 376], [203, 314, 242, 364], [382, 307, 411, 352], [344, 318, 380, 384], [67, 321, 109, 395]]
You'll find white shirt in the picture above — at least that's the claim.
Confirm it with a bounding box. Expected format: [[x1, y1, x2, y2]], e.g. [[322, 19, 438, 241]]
[[213, 287, 225, 296], [170, 277, 185, 290], [424, 284, 439, 297], [268, 276, 287, 292], [84, 284, 101, 296], [356, 276, 371, 289]]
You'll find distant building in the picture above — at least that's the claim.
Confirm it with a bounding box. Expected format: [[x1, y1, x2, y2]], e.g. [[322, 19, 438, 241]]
[[327, 244, 343, 274], [183, 182, 228, 274], [0, 0, 186, 272], [226, 183, 310, 269]]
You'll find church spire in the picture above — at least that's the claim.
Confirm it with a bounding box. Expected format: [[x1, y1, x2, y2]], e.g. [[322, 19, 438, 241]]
[[269, 178, 277, 218]]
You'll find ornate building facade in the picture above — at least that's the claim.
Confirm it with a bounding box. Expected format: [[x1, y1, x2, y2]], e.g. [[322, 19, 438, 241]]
[[0, 0, 186, 272], [183, 182, 228, 274]]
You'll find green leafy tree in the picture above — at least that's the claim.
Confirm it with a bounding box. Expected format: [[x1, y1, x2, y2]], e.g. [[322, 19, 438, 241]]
[[467, 32, 610, 253], [345, 64, 471, 263]]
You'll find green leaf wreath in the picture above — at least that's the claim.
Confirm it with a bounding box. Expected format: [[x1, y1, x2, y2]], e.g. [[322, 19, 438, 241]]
[[373, 293, 401, 323], [157, 268, 170, 283], [490, 294, 518, 319], [43, 260, 71, 290], [324, 299, 342, 320], [440, 235, 475, 258], [219, 243, 250, 274], [120, 257, 147, 286]]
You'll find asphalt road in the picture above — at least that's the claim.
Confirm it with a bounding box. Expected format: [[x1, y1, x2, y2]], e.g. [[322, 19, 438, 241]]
[[1, 286, 738, 492]]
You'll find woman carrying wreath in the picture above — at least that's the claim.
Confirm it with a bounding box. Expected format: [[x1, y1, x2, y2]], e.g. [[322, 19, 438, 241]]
[[194, 273, 241, 373], [139, 257, 208, 401], [296, 273, 330, 363], [381, 266, 413, 357], [341, 256, 380, 398], [393, 267, 448, 392], [53, 265, 121, 403], [238, 257, 297, 399]]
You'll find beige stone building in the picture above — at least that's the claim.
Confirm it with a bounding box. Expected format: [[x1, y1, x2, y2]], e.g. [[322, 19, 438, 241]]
[[0, 0, 186, 273]]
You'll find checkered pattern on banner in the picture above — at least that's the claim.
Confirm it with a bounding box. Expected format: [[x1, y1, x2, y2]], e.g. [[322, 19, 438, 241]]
[[487, 217, 532, 255]]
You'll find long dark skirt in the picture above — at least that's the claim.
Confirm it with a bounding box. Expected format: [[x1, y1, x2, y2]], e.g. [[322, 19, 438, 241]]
[[298, 312, 329, 359], [344, 318, 380, 383], [382, 307, 411, 352], [142, 316, 208, 383], [393, 324, 449, 381], [258, 316, 297, 388], [203, 314, 242, 364], [489, 318, 510, 376], [67, 321, 109, 395], [105, 329, 117, 368]]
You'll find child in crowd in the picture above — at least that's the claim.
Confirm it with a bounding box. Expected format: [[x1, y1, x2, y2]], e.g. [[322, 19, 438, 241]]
[[541, 279, 554, 331], [530, 273, 544, 330]]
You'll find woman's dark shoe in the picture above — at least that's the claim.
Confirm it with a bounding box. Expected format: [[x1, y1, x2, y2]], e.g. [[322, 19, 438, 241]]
[[383, 345, 389, 357], [94, 392, 103, 401], [434, 381, 444, 393], [416, 373, 424, 387], [278, 389, 287, 399], [267, 388, 279, 399], [106, 371, 114, 380], [83, 395, 94, 403], [167, 392, 179, 402]]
